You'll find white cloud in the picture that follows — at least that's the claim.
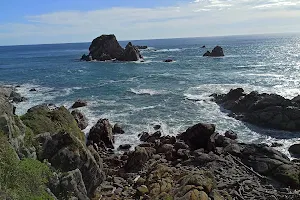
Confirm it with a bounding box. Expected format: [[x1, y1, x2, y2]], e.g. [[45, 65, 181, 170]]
[[0, 0, 300, 45]]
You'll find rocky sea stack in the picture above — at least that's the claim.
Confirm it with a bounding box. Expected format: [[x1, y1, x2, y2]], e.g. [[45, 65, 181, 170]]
[[81, 34, 143, 62], [203, 46, 224, 57]]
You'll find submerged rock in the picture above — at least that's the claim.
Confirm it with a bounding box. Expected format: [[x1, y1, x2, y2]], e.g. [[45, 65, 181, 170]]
[[134, 45, 148, 49], [164, 59, 173, 62]]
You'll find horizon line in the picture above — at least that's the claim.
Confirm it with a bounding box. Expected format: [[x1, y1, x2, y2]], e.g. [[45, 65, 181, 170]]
[[0, 31, 299, 47]]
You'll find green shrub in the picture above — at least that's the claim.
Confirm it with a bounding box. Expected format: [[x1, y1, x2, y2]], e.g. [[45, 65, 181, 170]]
[[0, 132, 54, 200]]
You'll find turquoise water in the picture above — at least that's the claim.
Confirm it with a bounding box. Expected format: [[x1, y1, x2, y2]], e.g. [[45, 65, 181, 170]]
[[1, 34, 300, 155]]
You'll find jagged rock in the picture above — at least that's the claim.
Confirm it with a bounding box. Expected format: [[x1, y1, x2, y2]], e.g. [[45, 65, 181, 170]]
[[113, 123, 125, 134], [139, 131, 161, 143], [178, 123, 215, 150], [203, 46, 224, 57], [87, 119, 114, 149], [123, 42, 141, 61], [212, 88, 300, 131], [0, 86, 32, 158], [9, 91, 27, 103], [125, 146, 155, 172], [34, 131, 105, 196], [86, 34, 142, 61], [60, 169, 89, 200], [71, 100, 87, 109], [71, 110, 88, 130], [29, 88, 37, 92]]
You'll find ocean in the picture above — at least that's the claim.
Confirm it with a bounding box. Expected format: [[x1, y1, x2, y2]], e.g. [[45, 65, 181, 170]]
[[1, 33, 300, 156]]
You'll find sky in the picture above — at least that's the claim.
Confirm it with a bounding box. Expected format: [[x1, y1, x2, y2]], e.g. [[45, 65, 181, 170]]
[[1, 0, 300, 45]]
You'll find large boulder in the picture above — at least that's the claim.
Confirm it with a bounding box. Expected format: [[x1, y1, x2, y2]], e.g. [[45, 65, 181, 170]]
[[87, 118, 114, 149], [125, 146, 155, 172], [203, 46, 224, 57], [71, 110, 88, 130], [178, 123, 216, 150], [35, 131, 105, 197], [86, 34, 142, 61], [71, 99, 87, 109], [289, 144, 300, 156]]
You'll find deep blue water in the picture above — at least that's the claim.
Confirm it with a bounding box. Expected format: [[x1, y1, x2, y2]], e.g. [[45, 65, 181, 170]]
[[1, 33, 300, 155]]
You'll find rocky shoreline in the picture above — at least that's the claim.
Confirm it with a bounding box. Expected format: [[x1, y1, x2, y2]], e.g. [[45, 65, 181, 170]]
[[1, 85, 300, 199]]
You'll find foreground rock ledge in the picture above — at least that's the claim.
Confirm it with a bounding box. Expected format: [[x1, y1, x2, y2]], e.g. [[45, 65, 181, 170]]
[[212, 88, 300, 131], [81, 34, 143, 62]]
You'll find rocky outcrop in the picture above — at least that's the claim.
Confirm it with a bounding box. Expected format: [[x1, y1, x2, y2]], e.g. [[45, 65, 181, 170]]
[[0, 86, 34, 158], [21, 104, 85, 141], [212, 88, 300, 131], [203, 46, 224, 57], [87, 118, 114, 149], [82, 34, 143, 62], [35, 131, 105, 197], [71, 110, 88, 130], [71, 99, 87, 109]]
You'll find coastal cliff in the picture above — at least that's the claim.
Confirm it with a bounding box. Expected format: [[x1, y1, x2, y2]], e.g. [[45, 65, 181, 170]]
[[1, 85, 300, 200]]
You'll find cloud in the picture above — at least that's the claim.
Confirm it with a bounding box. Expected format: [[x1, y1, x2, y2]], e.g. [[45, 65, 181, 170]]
[[0, 0, 300, 45]]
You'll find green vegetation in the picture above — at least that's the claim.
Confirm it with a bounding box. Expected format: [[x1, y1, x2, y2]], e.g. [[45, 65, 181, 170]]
[[0, 132, 54, 200], [21, 106, 85, 142]]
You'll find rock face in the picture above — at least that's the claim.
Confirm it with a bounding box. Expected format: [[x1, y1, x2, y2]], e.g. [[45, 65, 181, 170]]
[[35, 131, 105, 197], [71, 110, 88, 130], [0, 86, 33, 158], [203, 46, 224, 57], [87, 119, 114, 149], [83, 34, 142, 61], [212, 88, 300, 131]]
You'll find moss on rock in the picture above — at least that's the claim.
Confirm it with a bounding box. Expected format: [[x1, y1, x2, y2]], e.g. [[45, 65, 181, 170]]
[[21, 106, 85, 142]]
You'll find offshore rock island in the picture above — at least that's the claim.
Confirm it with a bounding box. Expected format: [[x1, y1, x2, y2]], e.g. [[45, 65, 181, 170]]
[[81, 34, 143, 62], [1, 85, 300, 200]]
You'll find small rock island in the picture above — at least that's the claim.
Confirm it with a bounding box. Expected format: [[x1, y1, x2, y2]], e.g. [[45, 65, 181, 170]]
[[81, 34, 143, 62], [203, 46, 224, 57]]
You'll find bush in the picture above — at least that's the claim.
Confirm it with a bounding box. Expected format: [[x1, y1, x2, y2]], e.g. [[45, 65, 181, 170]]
[[0, 132, 54, 200]]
